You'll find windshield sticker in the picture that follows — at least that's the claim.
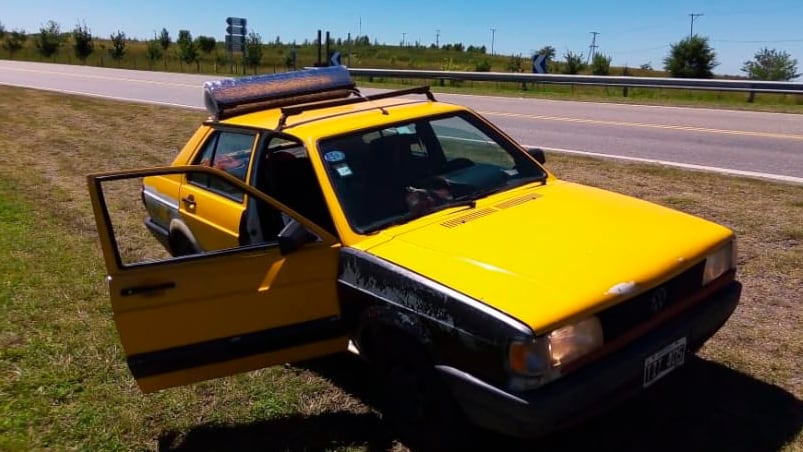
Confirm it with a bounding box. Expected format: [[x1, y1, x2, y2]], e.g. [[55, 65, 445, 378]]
[[396, 126, 415, 135], [324, 150, 346, 163], [334, 164, 353, 177]]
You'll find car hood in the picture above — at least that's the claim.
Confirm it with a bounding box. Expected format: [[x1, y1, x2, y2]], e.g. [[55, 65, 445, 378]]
[[364, 181, 733, 333]]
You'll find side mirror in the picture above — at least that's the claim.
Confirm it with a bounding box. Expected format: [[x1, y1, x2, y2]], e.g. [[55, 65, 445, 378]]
[[277, 219, 318, 255], [526, 147, 546, 164]]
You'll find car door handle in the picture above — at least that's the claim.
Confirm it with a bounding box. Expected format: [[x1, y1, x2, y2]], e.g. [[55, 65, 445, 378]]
[[181, 194, 196, 208], [120, 282, 176, 297]]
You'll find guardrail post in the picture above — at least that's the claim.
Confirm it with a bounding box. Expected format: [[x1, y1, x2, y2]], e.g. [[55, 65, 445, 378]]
[[747, 91, 755, 103], [623, 86, 629, 97]]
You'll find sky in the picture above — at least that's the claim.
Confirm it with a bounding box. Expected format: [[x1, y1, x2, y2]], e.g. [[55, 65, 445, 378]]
[[4, 0, 803, 76]]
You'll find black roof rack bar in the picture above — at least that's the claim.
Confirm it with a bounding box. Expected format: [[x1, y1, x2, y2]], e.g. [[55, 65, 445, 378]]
[[277, 85, 436, 130]]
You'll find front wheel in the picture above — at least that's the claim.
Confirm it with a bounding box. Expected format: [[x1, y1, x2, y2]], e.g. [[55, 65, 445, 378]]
[[378, 343, 474, 451], [168, 233, 197, 257]]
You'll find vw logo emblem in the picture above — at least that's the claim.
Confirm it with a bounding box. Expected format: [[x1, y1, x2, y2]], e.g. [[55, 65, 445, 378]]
[[650, 286, 669, 313]]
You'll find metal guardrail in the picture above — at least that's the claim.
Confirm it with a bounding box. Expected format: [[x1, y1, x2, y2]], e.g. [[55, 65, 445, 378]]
[[347, 68, 803, 95]]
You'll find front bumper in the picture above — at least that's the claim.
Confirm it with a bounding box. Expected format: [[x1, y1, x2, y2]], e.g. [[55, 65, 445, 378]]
[[436, 280, 742, 438]]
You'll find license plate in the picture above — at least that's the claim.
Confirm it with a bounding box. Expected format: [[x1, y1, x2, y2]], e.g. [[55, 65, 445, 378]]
[[643, 337, 687, 388]]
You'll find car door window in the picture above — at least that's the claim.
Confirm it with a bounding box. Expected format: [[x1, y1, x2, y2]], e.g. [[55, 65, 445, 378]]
[[254, 136, 337, 236], [188, 130, 256, 201]]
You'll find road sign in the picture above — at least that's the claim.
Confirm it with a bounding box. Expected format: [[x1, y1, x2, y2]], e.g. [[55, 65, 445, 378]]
[[225, 35, 246, 52], [532, 54, 547, 73], [226, 17, 247, 27], [329, 51, 342, 67], [226, 25, 247, 35], [225, 17, 248, 53]]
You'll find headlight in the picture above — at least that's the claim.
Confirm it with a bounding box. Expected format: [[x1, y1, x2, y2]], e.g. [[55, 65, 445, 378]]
[[702, 241, 736, 285], [508, 316, 603, 390], [548, 316, 604, 366]]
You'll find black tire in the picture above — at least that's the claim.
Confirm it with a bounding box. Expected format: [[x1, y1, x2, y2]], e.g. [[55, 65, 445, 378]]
[[169, 233, 197, 257], [376, 339, 474, 451]]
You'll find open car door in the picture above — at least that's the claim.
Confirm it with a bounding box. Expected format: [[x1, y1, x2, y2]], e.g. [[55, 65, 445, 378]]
[[87, 166, 347, 393]]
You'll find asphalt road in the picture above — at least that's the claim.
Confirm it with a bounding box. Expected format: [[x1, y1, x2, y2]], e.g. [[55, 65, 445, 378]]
[[2, 60, 801, 183]]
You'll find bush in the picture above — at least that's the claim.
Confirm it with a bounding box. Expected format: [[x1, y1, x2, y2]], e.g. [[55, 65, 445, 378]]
[[591, 53, 612, 75], [563, 51, 585, 74], [474, 59, 492, 72]]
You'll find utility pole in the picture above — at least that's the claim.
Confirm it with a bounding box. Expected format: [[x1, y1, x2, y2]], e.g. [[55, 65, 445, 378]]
[[689, 13, 703, 38], [401, 32, 406, 47], [436, 29, 440, 48], [490, 28, 496, 55], [587, 31, 600, 64]]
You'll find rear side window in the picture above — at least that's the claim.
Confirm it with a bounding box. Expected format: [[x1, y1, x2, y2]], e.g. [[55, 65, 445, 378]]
[[189, 130, 256, 200]]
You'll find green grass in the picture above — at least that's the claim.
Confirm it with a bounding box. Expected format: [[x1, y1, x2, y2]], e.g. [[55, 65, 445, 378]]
[[3, 37, 803, 114], [0, 85, 801, 451]]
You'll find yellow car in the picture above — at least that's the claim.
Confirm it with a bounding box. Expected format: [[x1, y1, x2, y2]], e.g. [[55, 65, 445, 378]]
[[88, 66, 741, 447]]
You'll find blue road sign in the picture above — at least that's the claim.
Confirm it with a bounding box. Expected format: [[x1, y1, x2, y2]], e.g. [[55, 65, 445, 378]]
[[532, 54, 547, 73], [225, 35, 246, 52], [226, 17, 247, 27], [329, 51, 342, 67], [226, 25, 247, 35], [225, 17, 248, 53]]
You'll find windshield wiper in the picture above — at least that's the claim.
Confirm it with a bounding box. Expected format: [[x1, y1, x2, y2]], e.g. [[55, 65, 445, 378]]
[[437, 197, 477, 211]]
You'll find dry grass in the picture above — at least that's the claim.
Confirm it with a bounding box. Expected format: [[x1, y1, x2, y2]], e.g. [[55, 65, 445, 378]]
[[0, 85, 800, 451]]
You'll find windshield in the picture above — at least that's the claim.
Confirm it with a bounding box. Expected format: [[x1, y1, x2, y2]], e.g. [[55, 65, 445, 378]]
[[318, 111, 547, 233]]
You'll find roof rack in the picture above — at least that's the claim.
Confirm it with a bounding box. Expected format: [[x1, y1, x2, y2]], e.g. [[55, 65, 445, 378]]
[[204, 66, 356, 120], [276, 85, 437, 130]]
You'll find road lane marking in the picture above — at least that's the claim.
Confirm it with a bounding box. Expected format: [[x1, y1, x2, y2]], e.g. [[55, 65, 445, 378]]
[[485, 111, 803, 141], [1, 65, 201, 88], [539, 145, 803, 185]]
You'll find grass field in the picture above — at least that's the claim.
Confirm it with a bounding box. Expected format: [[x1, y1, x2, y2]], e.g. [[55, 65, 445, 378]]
[[0, 85, 801, 451]]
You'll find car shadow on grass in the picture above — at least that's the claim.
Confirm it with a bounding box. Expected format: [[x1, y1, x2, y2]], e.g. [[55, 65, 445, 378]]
[[159, 354, 802, 451]]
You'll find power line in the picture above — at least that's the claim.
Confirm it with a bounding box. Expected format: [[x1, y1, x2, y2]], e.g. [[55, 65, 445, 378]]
[[689, 13, 704, 38], [712, 38, 803, 43]]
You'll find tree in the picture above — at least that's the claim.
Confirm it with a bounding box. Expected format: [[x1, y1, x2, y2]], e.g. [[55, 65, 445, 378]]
[[591, 53, 612, 75], [72, 22, 93, 63], [537, 45, 556, 61], [36, 20, 62, 59], [146, 37, 163, 66], [3, 29, 27, 58], [244, 32, 264, 73], [176, 30, 199, 70], [741, 48, 800, 81], [563, 50, 585, 74], [0, 22, 5, 39], [109, 30, 126, 61], [196, 35, 216, 54], [158, 28, 171, 51], [663, 36, 718, 78]]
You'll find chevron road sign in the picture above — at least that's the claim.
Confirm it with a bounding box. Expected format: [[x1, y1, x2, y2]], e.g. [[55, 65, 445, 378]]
[[532, 54, 547, 73]]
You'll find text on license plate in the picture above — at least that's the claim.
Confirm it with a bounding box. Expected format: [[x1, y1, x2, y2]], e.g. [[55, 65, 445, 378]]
[[643, 337, 687, 388]]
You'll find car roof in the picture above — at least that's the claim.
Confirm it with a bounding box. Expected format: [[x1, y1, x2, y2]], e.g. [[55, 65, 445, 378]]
[[218, 97, 466, 138]]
